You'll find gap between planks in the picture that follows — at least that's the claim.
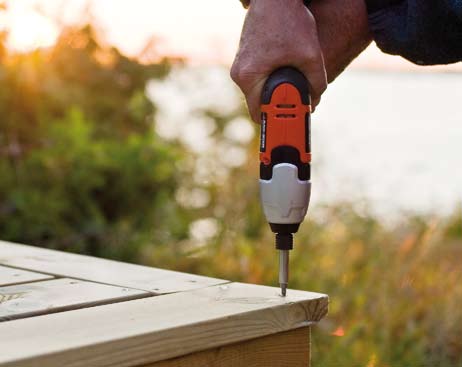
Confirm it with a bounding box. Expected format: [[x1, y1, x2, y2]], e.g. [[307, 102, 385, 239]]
[[0, 264, 54, 287], [0, 240, 228, 294], [0, 278, 152, 322]]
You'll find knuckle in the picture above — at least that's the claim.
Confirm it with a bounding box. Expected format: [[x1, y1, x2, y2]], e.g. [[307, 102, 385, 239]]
[[301, 49, 320, 64], [230, 64, 256, 88], [230, 62, 241, 83]]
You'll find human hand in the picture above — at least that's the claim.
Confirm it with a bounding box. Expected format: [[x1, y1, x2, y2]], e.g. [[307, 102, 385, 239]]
[[231, 0, 327, 122]]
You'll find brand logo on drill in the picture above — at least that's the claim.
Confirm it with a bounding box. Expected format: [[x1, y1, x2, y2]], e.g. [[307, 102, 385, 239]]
[[260, 112, 267, 152]]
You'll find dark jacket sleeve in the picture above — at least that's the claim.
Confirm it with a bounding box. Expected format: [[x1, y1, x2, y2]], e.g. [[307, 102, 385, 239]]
[[367, 0, 462, 65]]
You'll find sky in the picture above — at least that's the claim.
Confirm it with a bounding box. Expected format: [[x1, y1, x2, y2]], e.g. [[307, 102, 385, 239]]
[[1, 0, 461, 72]]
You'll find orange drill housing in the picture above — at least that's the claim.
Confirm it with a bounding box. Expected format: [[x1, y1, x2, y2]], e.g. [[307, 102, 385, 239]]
[[260, 82, 311, 166], [259, 67, 312, 186]]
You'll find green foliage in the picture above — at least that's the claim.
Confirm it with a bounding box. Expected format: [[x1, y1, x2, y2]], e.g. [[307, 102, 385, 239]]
[[0, 25, 184, 260]]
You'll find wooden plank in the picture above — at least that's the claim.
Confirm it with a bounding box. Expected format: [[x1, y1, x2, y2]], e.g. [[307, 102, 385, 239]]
[[0, 282, 327, 367], [0, 240, 226, 294], [146, 327, 311, 367], [0, 278, 148, 322], [0, 265, 53, 286]]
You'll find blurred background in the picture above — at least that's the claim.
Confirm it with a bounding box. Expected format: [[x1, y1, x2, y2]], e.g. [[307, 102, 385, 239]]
[[1, 1, 461, 366]]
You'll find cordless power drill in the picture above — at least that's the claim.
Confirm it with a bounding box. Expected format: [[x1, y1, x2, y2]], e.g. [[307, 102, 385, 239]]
[[259, 67, 312, 296]]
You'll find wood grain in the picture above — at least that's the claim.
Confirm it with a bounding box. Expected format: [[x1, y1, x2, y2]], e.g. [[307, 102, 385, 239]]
[[146, 327, 311, 367], [0, 282, 327, 367], [0, 278, 148, 321], [0, 265, 53, 286], [0, 240, 226, 294]]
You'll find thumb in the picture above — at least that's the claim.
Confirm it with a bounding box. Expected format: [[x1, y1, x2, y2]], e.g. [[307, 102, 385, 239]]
[[245, 79, 265, 123]]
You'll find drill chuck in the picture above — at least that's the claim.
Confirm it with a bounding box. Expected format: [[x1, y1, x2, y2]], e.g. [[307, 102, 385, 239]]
[[275, 233, 293, 250]]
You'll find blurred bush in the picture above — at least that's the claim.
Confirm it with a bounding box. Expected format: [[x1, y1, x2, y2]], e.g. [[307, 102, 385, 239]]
[[0, 25, 188, 259], [1, 21, 461, 367]]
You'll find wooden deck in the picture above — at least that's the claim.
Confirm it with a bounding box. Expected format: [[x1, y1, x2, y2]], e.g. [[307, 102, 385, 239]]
[[0, 240, 328, 367]]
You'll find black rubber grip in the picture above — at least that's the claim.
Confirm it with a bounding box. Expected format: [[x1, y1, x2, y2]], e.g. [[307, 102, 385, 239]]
[[261, 67, 311, 105]]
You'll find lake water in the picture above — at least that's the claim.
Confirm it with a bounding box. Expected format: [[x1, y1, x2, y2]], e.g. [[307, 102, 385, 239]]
[[313, 70, 462, 216], [150, 67, 462, 217]]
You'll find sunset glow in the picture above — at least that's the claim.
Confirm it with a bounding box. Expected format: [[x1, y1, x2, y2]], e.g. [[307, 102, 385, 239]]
[[1, 3, 58, 51], [1, 0, 461, 71]]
